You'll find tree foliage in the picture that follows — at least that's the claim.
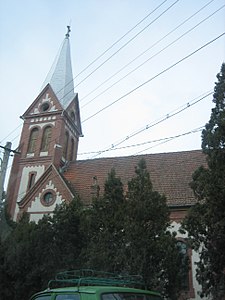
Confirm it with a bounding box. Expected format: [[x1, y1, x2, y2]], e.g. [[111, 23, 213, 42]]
[[0, 197, 85, 300], [1, 162, 184, 300], [182, 63, 225, 299], [124, 159, 183, 298], [82, 160, 184, 299], [81, 168, 127, 272]]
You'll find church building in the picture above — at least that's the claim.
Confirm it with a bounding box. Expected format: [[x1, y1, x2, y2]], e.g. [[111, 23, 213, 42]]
[[6, 28, 207, 300]]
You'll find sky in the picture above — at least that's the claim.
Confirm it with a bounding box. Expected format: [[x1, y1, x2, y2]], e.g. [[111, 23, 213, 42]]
[[0, 0, 225, 183]]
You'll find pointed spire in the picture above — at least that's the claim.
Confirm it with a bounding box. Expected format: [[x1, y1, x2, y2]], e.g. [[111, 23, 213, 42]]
[[42, 26, 75, 108]]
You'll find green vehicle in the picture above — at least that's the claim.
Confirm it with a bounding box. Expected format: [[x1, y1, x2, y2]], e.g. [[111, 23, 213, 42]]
[[30, 270, 162, 300]]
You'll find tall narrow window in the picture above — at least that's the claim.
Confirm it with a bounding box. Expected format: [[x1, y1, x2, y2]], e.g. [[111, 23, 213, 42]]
[[27, 128, 39, 153], [41, 126, 52, 152], [70, 111, 75, 121], [69, 138, 74, 161], [63, 131, 69, 159], [27, 173, 36, 190], [177, 240, 189, 290]]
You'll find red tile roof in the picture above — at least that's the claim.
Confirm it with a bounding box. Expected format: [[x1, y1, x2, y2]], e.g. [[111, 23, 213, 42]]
[[64, 150, 207, 206]]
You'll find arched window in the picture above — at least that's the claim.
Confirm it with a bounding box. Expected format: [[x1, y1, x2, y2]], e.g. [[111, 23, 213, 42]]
[[41, 126, 52, 152], [27, 127, 39, 153], [177, 240, 189, 290], [63, 131, 69, 159], [69, 138, 75, 161]]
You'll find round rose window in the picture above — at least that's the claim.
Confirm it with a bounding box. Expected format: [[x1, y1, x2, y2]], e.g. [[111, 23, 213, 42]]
[[42, 191, 54, 206], [41, 102, 50, 112]]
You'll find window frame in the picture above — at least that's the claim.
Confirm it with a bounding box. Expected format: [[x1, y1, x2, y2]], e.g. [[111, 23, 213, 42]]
[[27, 172, 37, 191], [63, 131, 69, 160], [41, 190, 56, 207], [69, 138, 75, 161], [27, 127, 39, 153], [101, 292, 162, 300], [176, 238, 195, 298], [41, 125, 52, 152]]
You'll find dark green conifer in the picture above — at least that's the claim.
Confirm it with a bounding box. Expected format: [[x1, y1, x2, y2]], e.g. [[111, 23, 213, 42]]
[[125, 159, 183, 298], [182, 63, 225, 299]]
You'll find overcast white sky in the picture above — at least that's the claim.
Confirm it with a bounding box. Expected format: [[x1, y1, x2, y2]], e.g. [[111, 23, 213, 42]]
[[0, 0, 225, 179]]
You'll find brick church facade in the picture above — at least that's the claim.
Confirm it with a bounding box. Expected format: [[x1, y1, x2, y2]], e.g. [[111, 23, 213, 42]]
[[6, 28, 207, 300]]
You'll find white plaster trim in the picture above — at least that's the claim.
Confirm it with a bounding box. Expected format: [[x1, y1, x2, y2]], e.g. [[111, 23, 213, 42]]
[[168, 221, 209, 300], [30, 117, 56, 123], [14, 165, 46, 221], [40, 151, 48, 156], [29, 121, 55, 129], [30, 93, 59, 115], [29, 213, 54, 222], [27, 180, 66, 222], [49, 106, 57, 112], [54, 144, 62, 148]]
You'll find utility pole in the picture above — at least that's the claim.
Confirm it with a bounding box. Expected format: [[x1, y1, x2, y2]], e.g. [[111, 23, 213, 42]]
[[0, 142, 15, 238], [0, 142, 12, 209]]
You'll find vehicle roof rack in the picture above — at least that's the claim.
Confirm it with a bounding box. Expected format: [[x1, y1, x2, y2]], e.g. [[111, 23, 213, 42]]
[[48, 269, 145, 289]]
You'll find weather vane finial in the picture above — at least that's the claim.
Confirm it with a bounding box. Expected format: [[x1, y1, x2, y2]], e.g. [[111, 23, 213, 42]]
[[65, 25, 71, 38]]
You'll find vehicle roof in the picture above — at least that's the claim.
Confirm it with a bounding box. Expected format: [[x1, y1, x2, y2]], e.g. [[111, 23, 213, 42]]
[[33, 285, 161, 297]]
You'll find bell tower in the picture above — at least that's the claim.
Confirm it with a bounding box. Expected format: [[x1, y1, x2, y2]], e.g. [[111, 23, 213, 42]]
[[7, 27, 82, 221]]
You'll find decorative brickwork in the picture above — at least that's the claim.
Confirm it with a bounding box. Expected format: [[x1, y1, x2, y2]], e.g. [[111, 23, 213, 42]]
[[7, 83, 82, 220]]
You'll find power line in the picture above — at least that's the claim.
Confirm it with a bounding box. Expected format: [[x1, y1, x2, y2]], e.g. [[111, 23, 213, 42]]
[[1, 5, 222, 162], [2, 1, 180, 147], [0, 1, 170, 145], [88, 90, 212, 158], [81, 1, 222, 109], [0, 123, 22, 145], [82, 32, 225, 124], [6, 91, 212, 170], [0, 145, 20, 154], [51, 0, 219, 109], [3, 1, 178, 147], [73, 0, 169, 80], [73, 0, 180, 89], [134, 127, 203, 155], [0, 1, 220, 147], [1, 2, 219, 145], [51, 0, 173, 100], [80, 0, 216, 105], [1, 33, 219, 169], [11, 124, 204, 202], [78, 126, 204, 156]]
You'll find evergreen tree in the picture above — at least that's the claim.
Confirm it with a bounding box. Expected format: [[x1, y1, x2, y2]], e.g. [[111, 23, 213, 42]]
[[83, 161, 184, 298], [124, 159, 183, 298], [0, 204, 13, 241], [182, 63, 225, 299], [50, 197, 85, 270], [0, 197, 85, 300], [0, 214, 40, 299], [82, 168, 126, 272]]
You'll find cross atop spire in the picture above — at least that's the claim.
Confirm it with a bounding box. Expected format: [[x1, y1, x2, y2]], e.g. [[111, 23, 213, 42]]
[[65, 25, 71, 38], [41, 26, 75, 108]]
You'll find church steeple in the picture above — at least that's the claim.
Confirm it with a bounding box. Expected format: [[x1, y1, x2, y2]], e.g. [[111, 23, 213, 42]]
[[42, 26, 75, 108], [7, 27, 82, 222]]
